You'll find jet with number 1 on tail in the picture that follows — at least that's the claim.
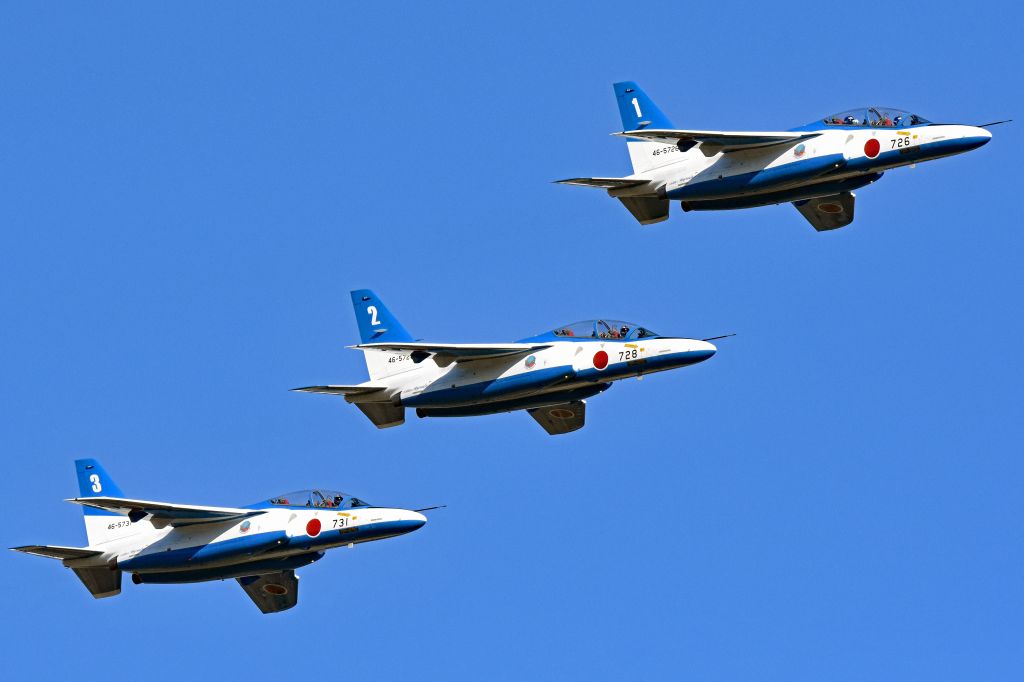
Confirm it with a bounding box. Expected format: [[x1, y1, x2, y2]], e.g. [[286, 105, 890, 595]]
[[292, 289, 720, 435], [12, 459, 428, 614], [558, 81, 1001, 230]]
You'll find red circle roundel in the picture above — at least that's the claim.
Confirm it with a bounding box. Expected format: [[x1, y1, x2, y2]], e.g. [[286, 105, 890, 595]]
[[593, 350, 609, 370], [306, 518, 321, 537], [864, 138, 880, 158]]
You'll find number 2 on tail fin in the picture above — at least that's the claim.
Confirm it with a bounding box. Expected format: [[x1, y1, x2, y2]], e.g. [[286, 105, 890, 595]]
[[367, 306, 379, 326]]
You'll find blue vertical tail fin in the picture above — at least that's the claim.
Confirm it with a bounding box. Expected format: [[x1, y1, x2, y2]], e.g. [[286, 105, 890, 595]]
[[75, 459, 128, 546], [350, 289, 414, 344], [613, 81, 684, 176], [614, 81, 676, 131], [75, 458, 125, 499]]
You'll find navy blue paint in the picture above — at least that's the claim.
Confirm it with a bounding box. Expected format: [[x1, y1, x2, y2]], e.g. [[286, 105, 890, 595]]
[[350, 289, 414, 343], [132, 553, 324, 584], [683, 174, 883, 211], [417, 384, 612, 417], [666, 154, 847, 201], [402, 365, 576, 408], [614, 81, 675, 131], [75, 459, 124, 517]]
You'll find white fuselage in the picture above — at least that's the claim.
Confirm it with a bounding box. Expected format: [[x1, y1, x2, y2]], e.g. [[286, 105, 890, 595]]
[[356, 337, 716, 410], [72, 506, 425, 575], [619, 124, 991, 205]]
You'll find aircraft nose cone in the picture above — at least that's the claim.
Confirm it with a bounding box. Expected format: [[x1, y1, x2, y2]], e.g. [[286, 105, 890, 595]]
[[964, 126, 992, 150], [402, 510, 427, 532], [692, 340, 717, 362]]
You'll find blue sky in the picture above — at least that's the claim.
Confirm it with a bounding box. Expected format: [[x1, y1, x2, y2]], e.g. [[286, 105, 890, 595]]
[[1, 3, 1021, 679]]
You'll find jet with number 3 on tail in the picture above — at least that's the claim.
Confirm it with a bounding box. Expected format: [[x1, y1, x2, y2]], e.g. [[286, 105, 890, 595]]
[[12, 459, 429, 614], [292, 289, 720, 435], [558, 81, 1002, 230]]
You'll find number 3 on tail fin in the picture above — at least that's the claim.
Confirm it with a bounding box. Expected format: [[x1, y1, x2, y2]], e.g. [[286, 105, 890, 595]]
[[89, 474, 102, 493], [367, 306, 380, 326]]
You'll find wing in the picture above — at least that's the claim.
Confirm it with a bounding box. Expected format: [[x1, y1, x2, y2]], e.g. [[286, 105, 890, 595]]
[[11, 545, 102, 561], [554, 177, 652, 190], [355, 342, 551, 364], [614, 128, 819, 154], [237, 570, 299, 614], [527, 400, 586, 436], [65, 496, 264, 526], [291, 384, 388, 397], [793, 192, 856, 231]]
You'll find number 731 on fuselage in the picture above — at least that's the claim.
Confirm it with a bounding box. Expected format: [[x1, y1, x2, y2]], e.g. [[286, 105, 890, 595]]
[[558, 81, 1002, 230], [293, 289, 721, 435]]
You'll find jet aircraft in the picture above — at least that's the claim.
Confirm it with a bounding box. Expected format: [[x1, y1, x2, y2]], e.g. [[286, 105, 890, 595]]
[[12, 459, 428, 614], [293, 289, 719, 435], [558, 81, 1000, 230]]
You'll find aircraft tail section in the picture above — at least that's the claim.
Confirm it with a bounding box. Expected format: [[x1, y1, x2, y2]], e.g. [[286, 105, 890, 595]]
[[613, 81, 685, 174], [75, 459, 143, 546], [351, 289, 419, 382], [351, 289, 414, 344]]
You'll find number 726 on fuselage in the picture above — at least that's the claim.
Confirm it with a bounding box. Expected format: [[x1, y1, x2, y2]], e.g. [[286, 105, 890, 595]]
[[558, 81, 1001, 230]]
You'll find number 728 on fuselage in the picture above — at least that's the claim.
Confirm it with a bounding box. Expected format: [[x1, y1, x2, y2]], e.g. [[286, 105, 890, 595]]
[[292, 289, 721, 435]]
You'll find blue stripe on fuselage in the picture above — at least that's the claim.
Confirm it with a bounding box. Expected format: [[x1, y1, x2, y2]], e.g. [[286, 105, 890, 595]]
[[119, 519, 424, 572], [402, 365, 575, 408], [666, 153, 847, 201]]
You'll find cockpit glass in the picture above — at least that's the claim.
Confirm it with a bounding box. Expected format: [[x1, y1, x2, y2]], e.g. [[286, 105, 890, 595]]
[[266, 489, 370, 509], [821, 107, 930, 128], [549, 320, 659, 340]]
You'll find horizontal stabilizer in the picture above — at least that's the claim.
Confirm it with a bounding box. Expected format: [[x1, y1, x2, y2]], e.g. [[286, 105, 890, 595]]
[[66, 497, 264, 526], [11, 545, 102, 561], [793, 192, 856, 231], [554, 177, 652, 190], [614, 128, 818, 153], [291, 384, 388, 398], [355, 342, 551, 364]]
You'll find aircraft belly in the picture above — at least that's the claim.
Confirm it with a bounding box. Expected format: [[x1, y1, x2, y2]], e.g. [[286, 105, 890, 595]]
[[667, 153, 847, 201], [118, 530, 289, 571], [416, 383, 612, 417], [682, 173, 883, 211], [131, 553, 324, 584], [402, 364, 576, 408]]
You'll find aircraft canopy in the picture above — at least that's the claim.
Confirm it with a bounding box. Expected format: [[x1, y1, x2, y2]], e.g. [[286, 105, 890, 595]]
[[545, 319, 660, 341], [819, 107, 931, 128], [262, 490, 372, 509]]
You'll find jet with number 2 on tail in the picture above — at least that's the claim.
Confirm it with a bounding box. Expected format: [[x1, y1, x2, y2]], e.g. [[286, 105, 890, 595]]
[[292, 289, 720, 435], [12, 459, 429, 614], [558, 81, 1002, 230]]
